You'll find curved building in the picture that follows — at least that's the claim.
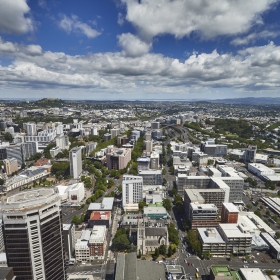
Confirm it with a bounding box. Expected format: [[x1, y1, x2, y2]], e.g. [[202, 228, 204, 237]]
[[1, 188, 66, 280]]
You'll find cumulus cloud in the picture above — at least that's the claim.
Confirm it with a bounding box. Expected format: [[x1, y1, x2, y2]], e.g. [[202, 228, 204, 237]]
[[0, 0, 34, 34], [231, 30, 279, 46], [121, 0, 278, 40], [118, 33, 152, 57], [58, 14, 101, 38], [1, 37, 280, 94]]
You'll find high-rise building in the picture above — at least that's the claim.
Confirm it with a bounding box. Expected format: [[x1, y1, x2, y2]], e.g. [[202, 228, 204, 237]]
[[244, 145, 257, 163], [106, 147, 131, 170], [151, 122, 160, 130], [69, 146, 82, 179], [122, 175, 143, 211], [25, 122, 37, 136], [1, 188, 66, 280], [21, 142, 38, 161]]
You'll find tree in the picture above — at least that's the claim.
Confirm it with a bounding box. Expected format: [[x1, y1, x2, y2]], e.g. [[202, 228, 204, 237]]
[[246, 204, 252, 210], [3, 132, 13, 142], [162, 178, 167, 185], [112, 233, 130, 252], [138, 249, 142, 258], [254, 210, 262, 218], [72, 215, 81, 225], [158, 244, 167, 255], [266, 210, 270, 216], [138, 201, 147, 211], [163, 199, 172, 212], [153, 248, 159, 260], [162, 168, 167, 175], [0, 178, 4, 185]]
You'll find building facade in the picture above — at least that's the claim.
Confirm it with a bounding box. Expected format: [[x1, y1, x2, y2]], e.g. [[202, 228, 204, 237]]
[[69, 146, 82, 179], [1, 188, 66, 280]]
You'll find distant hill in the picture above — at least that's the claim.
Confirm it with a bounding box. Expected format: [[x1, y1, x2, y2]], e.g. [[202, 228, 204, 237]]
[[34, 98, 65, 107], [208, 97, 280, 105]]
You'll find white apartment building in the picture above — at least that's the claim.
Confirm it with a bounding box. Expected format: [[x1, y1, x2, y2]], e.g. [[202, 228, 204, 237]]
[[69, 147, 82, 179], [122, 175, 143, 211]]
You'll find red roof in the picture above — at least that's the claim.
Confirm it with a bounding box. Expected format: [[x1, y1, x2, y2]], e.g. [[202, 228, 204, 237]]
[[89, 211, 111, 221]]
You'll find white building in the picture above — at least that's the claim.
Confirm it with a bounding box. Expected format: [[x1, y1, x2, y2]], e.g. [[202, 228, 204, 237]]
[[69, 146, 82, 179], [25, 122, 37, 136], [122, 175, 143, 211], [248, 163, 275, 177], [75, 230, 91, 262], [56, 134, 70, 150], [56, 182, 85, 203]]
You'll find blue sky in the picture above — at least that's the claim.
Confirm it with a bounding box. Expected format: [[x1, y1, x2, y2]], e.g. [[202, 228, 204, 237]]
[[1, 0, 280, 100]]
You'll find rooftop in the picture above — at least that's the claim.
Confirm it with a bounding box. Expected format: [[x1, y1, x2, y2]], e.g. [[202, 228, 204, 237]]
[[239, 268, 266, 280], [211, 266, 241, 280], [89, 211, 111, 221], [197, 227, 226, 244], [223, 203, 239, 213]]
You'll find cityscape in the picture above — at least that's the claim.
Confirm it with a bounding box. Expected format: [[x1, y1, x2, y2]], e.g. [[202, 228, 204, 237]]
[[0, 98, 279, 280], [1, 0, 280, 280]]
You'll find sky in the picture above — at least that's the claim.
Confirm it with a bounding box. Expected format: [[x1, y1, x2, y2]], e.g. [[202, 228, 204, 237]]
[[1, 0, 280, 100]]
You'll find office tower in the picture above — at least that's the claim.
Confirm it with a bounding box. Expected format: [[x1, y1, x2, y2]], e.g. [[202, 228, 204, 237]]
[[151, 122, 160, 130], [122, 175, 143, 211], [21, 142, 38, 161], [106, 147, 131, 170], [69, 146, 82, 179], [25, 122, 37, 136], [144, 140, 153, 153], [244, 145, 257, 163], [1, 188, 66, 280]]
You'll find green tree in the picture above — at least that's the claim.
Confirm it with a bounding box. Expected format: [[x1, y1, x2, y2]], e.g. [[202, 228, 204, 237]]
[[72, 215, 81, 225], [254, 210, 262, 218], [112, 233, 130, 251], [138, 200, 147, 211], [246, 204, 252, 210], [0, 178, 4, 185], [158, 244, 167, 255], [3, 132, 13, 142], [138, 249, 142, 258], [163, 198, 172, 211]]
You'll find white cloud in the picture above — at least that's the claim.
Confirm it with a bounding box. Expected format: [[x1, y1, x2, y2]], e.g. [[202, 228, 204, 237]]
[[0, 0, 34, 34], [121, 0, 278, 40], [118, 33, 152, 57], [1, 38, 280, 96], [118, 13, 124, 26], [58, 14, 101, 38], [38, 0, 46, 9], [231, 30, 279, 46]]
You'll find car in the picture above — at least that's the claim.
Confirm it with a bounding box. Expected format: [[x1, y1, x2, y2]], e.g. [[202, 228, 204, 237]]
[[243, 265, 248, 268], [243, 260, 247, 263]]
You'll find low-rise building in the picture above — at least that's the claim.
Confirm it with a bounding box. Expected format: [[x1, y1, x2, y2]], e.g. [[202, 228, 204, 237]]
[[260, 232, 280, 260], [239, 268, 267, 280], [137, 226, 169, 255], [210, 266, 241, 280], [143, 206, 169, 220], [88, 211, 111, 229], [89, 226, 107, 260]]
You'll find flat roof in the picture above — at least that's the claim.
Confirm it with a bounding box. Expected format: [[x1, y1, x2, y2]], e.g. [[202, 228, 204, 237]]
[[184, 189, 205, 203], [90, 225, 106, 242], [88, 197, 114, 211], [191, 203, 217, 211], [89, 211, 111, 221], [5, 188, 55, 204], [143, 206, 167, 215], [239, 268, 266, 280], [223, 203, 239, 213], [197, 228, 225, 244], [219, 223, 251, 238], [211, 266, 241, 280]]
